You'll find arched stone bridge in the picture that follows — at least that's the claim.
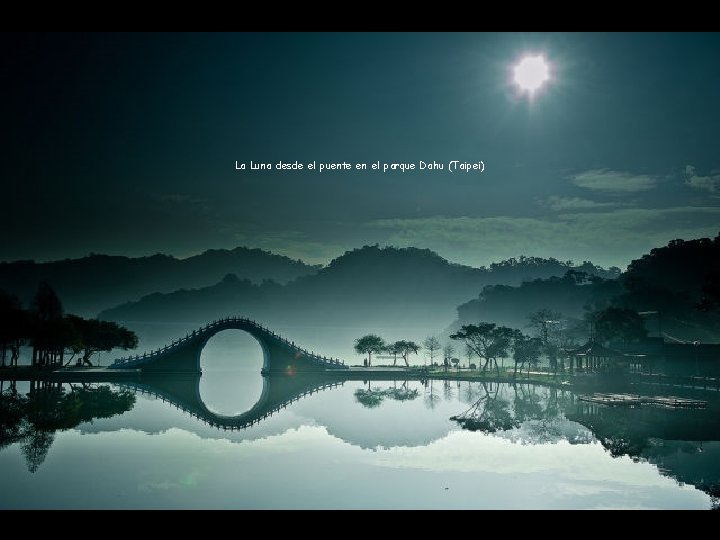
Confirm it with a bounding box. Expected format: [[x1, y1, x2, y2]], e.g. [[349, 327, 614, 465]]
[[109, 317, 348, 374], [117, 372, 343, 431]]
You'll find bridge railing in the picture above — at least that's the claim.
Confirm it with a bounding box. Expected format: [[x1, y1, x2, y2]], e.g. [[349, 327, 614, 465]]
[[112, 316, 345, 367]]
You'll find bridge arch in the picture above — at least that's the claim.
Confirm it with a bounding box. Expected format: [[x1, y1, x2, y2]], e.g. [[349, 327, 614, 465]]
[[194, 325, 272, 374], [199, 330, 266, 416], [110, 317, 347, 374]]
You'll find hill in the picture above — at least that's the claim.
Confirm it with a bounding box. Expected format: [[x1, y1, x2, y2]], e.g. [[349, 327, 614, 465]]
[[99, 245, 618, 329], [452, 234, 720, 343], [0, 247, 319, 316]]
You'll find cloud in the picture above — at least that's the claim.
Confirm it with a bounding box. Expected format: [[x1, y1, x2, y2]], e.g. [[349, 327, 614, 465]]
[[570, 169, 657, 193], [541, 196, 619, 211], [369, 206, 720, 269], [685, 165, 720, 192]]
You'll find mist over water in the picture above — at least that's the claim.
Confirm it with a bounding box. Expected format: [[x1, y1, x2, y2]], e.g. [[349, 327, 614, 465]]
[[1, 371, 718, 509]]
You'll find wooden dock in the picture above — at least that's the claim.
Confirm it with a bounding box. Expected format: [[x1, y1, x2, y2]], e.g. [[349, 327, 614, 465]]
[[579, 393, 707, 408]]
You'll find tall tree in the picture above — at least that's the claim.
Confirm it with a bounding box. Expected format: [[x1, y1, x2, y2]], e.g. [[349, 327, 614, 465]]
[[528, 309, 565, 373], [354, 334, 385, 366], [442, 343, 456, 371], [512, 335, 543, 377], [0, 291, 30, 368], [464, 344, 475, 368], [423, 336, 441, 366], [450, 323, 519, 373], [30, 282, 65, 367], [31, 281, 63, 322]]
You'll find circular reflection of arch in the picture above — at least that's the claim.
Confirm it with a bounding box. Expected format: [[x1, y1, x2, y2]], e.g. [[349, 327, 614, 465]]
[[198, 329, 265, 416]]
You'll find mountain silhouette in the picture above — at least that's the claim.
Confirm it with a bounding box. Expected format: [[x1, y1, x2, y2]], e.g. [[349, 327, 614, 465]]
[[453, 233, 720, 343], [99, 245, 618, 329], [0, 247, 319, 316]]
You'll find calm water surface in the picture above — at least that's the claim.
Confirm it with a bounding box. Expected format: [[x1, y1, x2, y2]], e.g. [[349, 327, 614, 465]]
[[1, 331, 718, 509]]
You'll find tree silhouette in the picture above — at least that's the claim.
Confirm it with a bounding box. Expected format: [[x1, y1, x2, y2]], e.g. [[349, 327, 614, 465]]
[[2, 383, 136, 473], [66, 315, 139, 366], [384, 341, 402, 366], [442, 343, 456, 371], [30, 282, 68, 367], [0, 291, 31, 367], [450, 323, 519, 372], [423, 336, 440, 366], [512, 335, 543, 377], [528, 309, 562, 345], [393, 340, 420, 367], [32, 281, 63, 322], [354, 334, 385, 366]]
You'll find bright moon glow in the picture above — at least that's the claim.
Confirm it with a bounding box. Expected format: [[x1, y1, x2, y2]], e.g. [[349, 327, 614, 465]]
[[513, 55, 550, 94]]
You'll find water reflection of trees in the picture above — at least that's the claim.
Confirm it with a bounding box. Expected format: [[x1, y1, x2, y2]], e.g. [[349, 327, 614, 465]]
[[423, 379, 440, 410], [451, 382, 517, 433], [448, 380, 720, 505], [450, 381, 580, 441], [0, 381, 135, 472], [354, 380, 420, 408]]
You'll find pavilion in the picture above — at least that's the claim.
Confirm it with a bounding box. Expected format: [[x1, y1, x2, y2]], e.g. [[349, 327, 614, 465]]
[[564, 339, 628, 372]]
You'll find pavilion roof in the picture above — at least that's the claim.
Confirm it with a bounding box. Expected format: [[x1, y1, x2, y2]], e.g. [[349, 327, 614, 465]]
[[565, 339, 626, 358]]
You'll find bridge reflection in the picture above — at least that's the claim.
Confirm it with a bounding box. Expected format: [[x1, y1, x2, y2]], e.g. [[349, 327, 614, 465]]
[[118, 373, 344, 430], [3, 371, 720, 504]]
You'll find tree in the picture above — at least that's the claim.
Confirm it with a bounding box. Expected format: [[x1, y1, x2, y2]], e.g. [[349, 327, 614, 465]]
[[593, 307, 647, 344], [512, 335, 543, 377], [423, 336, 440, 366], [30, 282, 67, 367], [354, 334, 385, 366], [31, 281, 63, 322], [384, 341, 402, 366], [393, 340, 420, 367], [31, 316, 77, 368], [0, 291, 31, 368], [8, 383, 136, 473], [464, 344, 474, 368], [67, 316, 139, 366], [528, 309, 562, 345], [450, 323, 519, 373], [528, 309, 564, 373], [442, 343, 456, 372]]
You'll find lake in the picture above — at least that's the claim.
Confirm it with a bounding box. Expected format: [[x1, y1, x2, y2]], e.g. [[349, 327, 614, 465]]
[[1, 330, 718, 509]]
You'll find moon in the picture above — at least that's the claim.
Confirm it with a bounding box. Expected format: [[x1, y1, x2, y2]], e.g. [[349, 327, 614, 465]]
[[513, 55, 550, 95]]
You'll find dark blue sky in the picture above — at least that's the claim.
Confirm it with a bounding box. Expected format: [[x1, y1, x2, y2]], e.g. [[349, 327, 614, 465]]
[[3, 32, 719, 268]]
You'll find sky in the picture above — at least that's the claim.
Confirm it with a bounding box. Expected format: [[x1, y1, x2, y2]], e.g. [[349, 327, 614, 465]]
[[2, 32, 720, 269]]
